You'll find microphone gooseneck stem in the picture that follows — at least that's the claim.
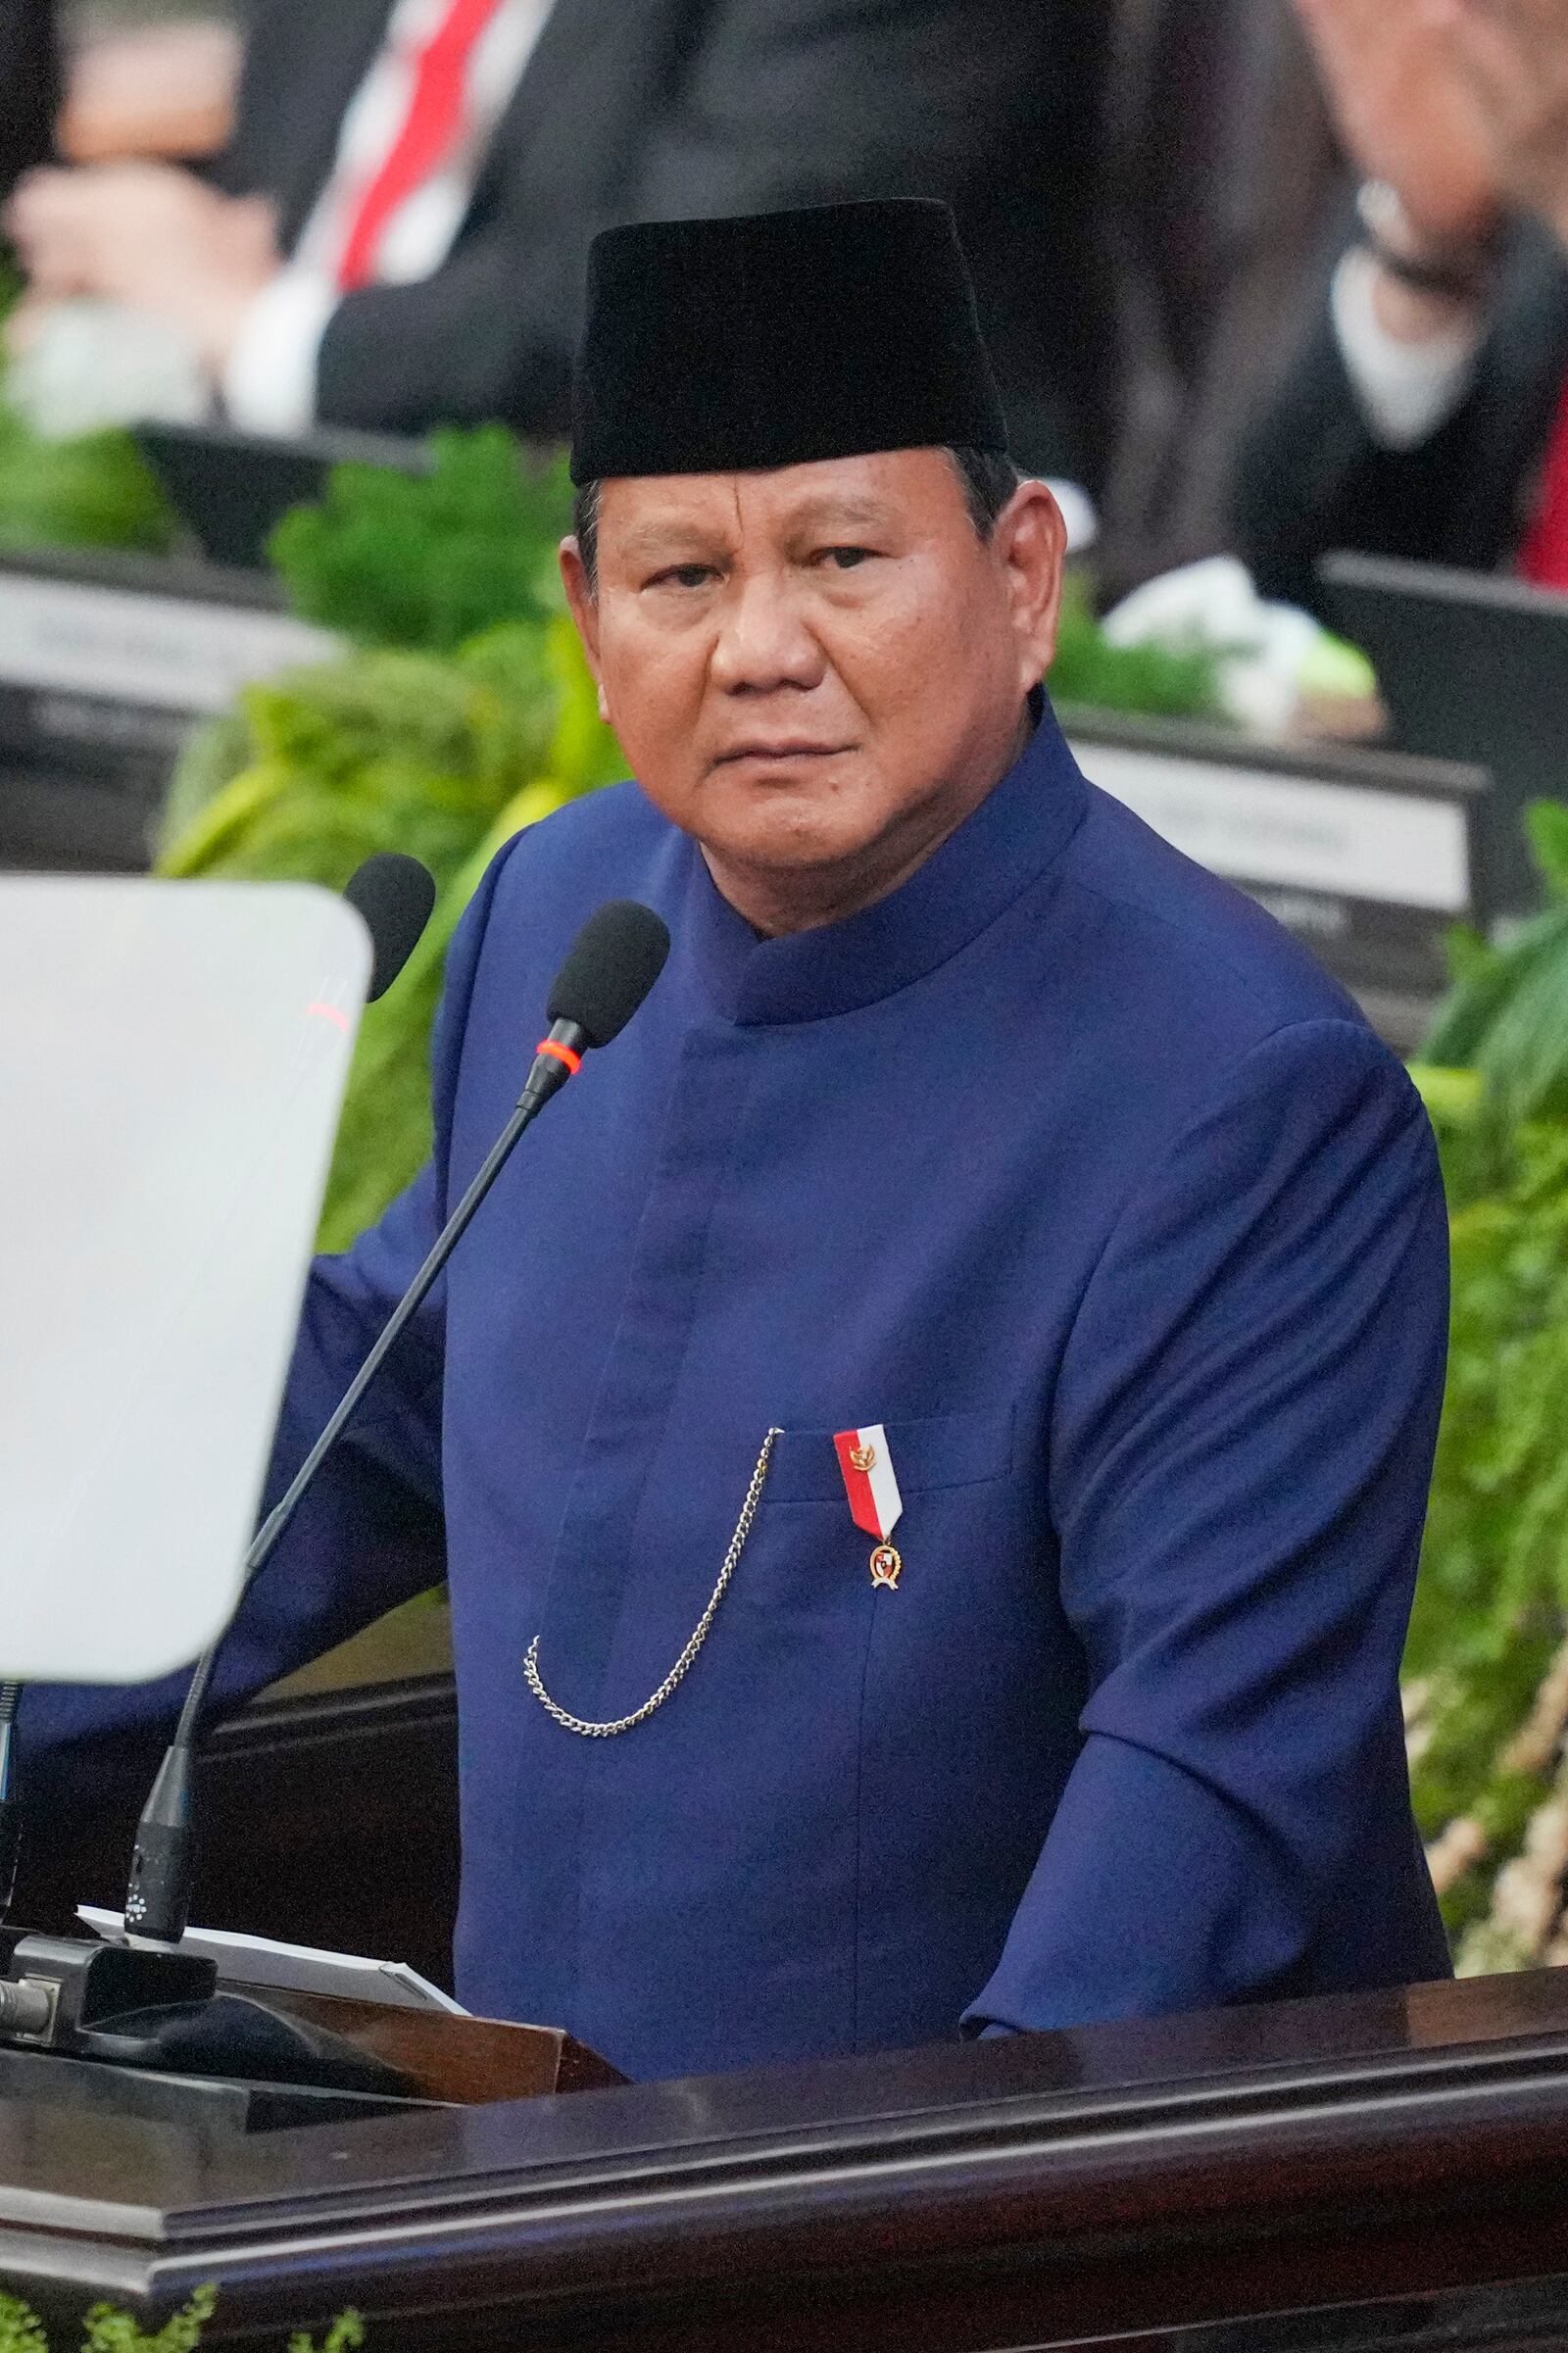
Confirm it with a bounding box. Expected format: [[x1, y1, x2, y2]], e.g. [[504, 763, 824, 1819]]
[[124, 1023, 588, 1945], [0, 1684, 22, 1924]]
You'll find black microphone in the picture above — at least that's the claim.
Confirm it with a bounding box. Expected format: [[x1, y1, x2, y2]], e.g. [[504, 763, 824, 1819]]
[[344, 853, 437, 1003], [526, 895, 677, 1104], [0, 853, 436, 1940], [122, 898, 671, 1946]]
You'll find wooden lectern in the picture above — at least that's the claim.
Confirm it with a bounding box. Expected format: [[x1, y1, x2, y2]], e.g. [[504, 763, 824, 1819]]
[[16, 1669, 1568, 2347], [3, 1967, 1568, 2348]]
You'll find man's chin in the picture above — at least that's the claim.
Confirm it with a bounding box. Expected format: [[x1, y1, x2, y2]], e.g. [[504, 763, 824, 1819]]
[[704, 816, 881, 878], [696, 760, 887, 854]]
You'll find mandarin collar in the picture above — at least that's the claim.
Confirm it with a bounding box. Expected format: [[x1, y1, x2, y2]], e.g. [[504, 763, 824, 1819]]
[[668, 703, 1088, 1027]]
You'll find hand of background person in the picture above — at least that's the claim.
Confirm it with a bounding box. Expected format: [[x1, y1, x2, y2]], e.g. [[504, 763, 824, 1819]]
[[2, 163, 280, 372], [1292, 0, 1504, 246], [1434, 0, 1568, 249]]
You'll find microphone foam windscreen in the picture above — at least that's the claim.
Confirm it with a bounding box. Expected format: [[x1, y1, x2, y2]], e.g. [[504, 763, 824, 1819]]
[[547, 901, 671, 1048], [344, 855, 437, 1002]]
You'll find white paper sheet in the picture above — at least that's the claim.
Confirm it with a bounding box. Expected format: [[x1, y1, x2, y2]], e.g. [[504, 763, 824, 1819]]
[[77, 1904, 466, 2013]]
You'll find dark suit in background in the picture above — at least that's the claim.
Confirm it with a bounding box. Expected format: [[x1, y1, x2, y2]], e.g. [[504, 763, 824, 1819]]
[[1234, 220, 1568, 617], [216, 0, 1118, 487], [0, 0, 59, 208]]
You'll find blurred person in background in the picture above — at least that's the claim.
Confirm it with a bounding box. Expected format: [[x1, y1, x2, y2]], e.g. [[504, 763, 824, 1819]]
[[1098, 0, 1342, 592], [1235, 0, 1568, 613], [1, 0, 1118, 489], [0, 0, 58, 207]]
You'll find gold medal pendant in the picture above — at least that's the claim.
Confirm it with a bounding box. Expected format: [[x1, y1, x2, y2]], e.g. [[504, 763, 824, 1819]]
[[869, 1544, 903, 1592], [835, 1423, 906, 1595]]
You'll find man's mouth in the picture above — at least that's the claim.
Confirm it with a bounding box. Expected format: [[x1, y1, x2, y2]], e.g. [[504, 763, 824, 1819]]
[[711, 741, 855, 766]]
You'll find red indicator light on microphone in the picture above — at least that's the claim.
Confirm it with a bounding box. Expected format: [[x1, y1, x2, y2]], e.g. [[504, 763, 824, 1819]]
[[534, 1037, 582, 1077]]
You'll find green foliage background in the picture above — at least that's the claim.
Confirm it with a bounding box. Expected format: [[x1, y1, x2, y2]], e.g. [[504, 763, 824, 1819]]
[[1050, 573, 1224, 720], [1403, 806, 1568, 1969], [0, 2286, 361, 2353], [0, 262, 179, 556], [155, 432, 624, 1250]]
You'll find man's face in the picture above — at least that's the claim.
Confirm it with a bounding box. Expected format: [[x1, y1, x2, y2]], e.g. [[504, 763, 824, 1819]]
[[561, 449, 1066, 932]]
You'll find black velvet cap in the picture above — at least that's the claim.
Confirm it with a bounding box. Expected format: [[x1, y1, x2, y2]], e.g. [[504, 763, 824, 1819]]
[[570, 199, 1009, 484]]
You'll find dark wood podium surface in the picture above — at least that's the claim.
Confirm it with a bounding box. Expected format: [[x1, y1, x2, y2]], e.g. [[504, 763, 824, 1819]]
[[6, 1966, 1568, 2349], [15, 1659, 1568, 2346]]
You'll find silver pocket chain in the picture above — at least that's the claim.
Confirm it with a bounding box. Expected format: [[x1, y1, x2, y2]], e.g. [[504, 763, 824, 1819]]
[[523, 1427, 785, 1738]]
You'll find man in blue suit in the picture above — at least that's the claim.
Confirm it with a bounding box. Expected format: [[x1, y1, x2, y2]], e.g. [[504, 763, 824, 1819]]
[[35, 198, 1451, 2080]]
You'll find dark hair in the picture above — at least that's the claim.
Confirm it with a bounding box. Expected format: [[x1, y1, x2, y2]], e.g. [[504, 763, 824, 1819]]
[[573, 475, 604, 591], [571, 445, 1021, 593], [946, 445, 1024, 539]]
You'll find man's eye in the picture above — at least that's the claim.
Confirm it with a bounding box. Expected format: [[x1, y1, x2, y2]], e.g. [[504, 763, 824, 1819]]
[[648, 564, 716, 590], [820, 546, 875, 571]]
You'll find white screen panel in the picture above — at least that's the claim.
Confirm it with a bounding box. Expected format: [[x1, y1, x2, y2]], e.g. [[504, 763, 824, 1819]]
[[0, 879, 368, 1683]]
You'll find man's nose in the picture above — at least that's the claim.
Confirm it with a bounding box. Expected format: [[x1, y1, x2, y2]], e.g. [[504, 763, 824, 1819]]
[[709, 574, 826, 694]]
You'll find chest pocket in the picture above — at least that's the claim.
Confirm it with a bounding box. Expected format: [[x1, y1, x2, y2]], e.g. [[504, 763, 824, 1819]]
[[763, 1405, 1017, 1505], [747, 1404, 1023, 1619]]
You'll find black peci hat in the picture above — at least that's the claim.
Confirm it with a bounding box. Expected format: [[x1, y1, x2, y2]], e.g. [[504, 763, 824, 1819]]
[[570, 198, 1009, 484]]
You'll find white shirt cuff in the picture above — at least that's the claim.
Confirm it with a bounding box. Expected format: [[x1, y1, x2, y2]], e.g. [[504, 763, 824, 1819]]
[[220, 270, 339, 439], [1330, 247, 1484, 451]]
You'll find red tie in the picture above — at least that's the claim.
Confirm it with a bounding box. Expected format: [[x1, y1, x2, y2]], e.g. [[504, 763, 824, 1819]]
[[1519, 379, 1568, 592], [336, 0, 509, 292]]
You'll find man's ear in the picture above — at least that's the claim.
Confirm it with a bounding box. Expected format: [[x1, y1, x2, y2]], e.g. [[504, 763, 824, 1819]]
[[560, 538, 612, 722], [994, 481, 1069, 694]]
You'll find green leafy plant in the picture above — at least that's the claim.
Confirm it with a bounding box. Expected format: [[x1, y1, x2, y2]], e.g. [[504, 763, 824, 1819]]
[[1049, 574, 1226, 721], [288, 2316, 364, 2353], [1423, 801, 1568, 1128], [0, 2290, 363, 2352], [0, 264, 178, 557], [158, 429, 624, 1248], [160, 619, 620, 1249], [0, 405, 178, 556], [1399, 827, 1568, 1964], [159, 625, 562, 884], [0, 2291, 47, 2353], [78, 2287, 217, 2353], [1403, 1115, 1568, 1932], [269, 426, 573, 655]]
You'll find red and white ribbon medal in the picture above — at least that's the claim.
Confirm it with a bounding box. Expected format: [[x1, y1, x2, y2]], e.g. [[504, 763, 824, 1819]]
[[833, 1424, 905, 1591]]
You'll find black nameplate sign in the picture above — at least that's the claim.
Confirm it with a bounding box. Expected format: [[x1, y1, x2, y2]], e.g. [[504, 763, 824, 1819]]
[[1063, 711, 1491, 1050], [0, 544, 335, 873]]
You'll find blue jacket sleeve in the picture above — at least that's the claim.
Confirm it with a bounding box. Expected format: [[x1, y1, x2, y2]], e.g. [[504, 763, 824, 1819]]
[[965, 1017, 1451, 2034], [20, 836, 520, 1767]]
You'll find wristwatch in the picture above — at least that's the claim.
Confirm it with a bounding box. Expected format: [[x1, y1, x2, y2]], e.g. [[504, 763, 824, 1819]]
[[1355, 180, 1498, 305]]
